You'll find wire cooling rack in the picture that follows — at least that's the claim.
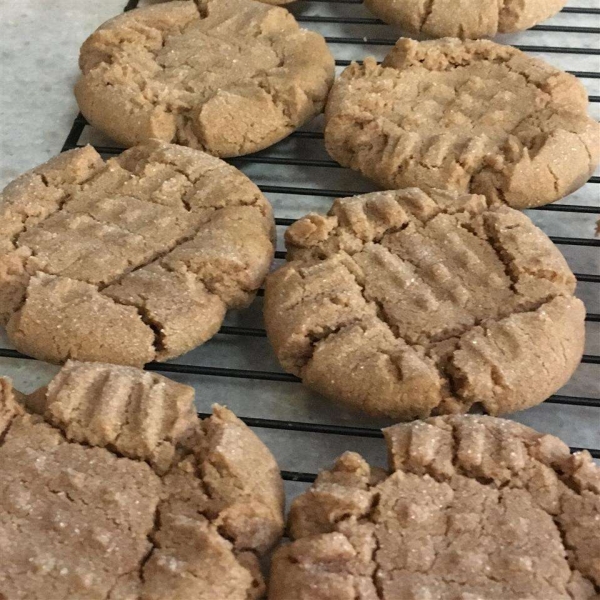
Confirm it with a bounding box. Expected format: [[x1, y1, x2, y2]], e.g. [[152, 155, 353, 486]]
[[1, 0, 598, 497]]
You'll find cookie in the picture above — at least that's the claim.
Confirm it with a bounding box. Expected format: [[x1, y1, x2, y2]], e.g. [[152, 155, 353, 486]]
[[0, 360, 284, 600], [0, 140, 275, 367], [75, 0, 334, 156], [264, 189, 585, 418], [325, 38, 600, 209], [270, 415, 600, 600], [364, 0, 568, 39]]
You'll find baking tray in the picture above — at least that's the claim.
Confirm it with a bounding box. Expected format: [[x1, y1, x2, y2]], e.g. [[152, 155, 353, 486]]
[[0, 0, 598, 506]]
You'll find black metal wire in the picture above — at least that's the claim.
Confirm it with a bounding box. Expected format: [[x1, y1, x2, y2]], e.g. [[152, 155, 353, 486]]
[[300, 0, 599, 15], [281, 442, 600, 481], [577, 273, 600, 283], [198, 410, 600, 466], [196, 411, 600, 438], [570, 71, 600, 79], [60, 118, 86, 153], [562, 7, 600, 15], [198, 411, 600, 474], [70, 144, 600, 218], [273, 216, 600, 249], [82, 144, 600, 191], [262, 184, 600, 214], [1, 346, 599, 399], [275, 217, 600, 248], [237, 154, 600, 179], [549, 237, 600, 248], [336, 56, 600, 79], [281, 471, 317, 483], [273, 249, 597, 286], [295, 15, 600, 35], [324, 35, 600, 55], [220, 325, 268, 337]]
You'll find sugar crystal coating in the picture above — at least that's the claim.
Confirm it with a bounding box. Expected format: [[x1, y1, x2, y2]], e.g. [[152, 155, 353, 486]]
[[325, 38, 599, 208], [264, 188, 585, 418], [0, 361, 284, 600], [0, 141, 275, 366], [76, 0, 334, 156], [270, 415, 600, 599]]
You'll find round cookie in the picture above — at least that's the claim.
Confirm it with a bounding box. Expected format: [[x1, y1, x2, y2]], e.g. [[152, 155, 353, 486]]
[[264, 188, 585, 419], [0, 360, 284, 600], [271, 415, 600, 600], [325, 38, 600, 209], [364, 0, 568, 39], [0, 140, 275, 367], [75, 0, 334, 156]]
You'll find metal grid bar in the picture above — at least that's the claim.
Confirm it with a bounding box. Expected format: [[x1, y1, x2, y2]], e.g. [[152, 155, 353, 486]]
[[335, 55, 600, 72], [71, 145, 600, 216], [88, 145, 600, 172], [2, 0, 598, 478], [2, 346, 599, 398], [261, 184, 600, 214], [196, 412, 600, 481], [323, 36, 600, 55], [272, 216, 600, 249], [295, 15, 600, 35], [302, 0, 599, 11]]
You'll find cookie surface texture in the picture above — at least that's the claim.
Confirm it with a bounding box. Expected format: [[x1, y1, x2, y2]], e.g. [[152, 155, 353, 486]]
[[0, 141, 275, 366], [0, 361, 284, 600], [325, 38, 599, 208], [364, 0, 568, 38], [264, 189, 585, 418], [270, 415, 600, 600], [75, 0, 334, 156]]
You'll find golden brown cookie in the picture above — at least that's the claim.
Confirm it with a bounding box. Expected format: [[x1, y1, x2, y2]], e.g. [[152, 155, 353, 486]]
[[0, 361, 284, 600], [75, 0, 334, 156], [325, 38, 600, 209], [0, 141, 275, 367], [270, 415, 600, 600], [364, 0, 568, 39], [264, 189, 585, 418]]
